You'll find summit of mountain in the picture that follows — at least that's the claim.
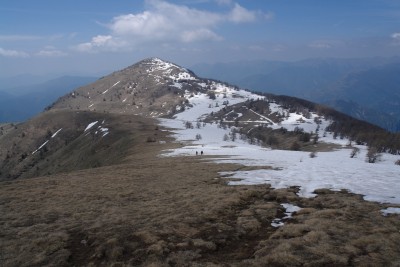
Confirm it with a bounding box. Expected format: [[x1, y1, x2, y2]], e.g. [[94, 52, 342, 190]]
[[48, 57, 211, 118]]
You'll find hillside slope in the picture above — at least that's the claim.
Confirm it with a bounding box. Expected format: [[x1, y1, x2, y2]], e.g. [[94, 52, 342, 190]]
[[0, 110, 159, 180], [1, 128, 399, 266], [192, 58, 400, 132]]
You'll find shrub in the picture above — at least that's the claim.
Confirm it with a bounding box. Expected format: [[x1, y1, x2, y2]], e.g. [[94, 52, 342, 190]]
[[309, 152, 317, 158], [350, 147, 360, 158], [184, 121, 193, 129], [290, 141, 301, 151], [366, 147, 381, 163], [395, 159, 400, 166], [223, 133, 229, 141], [208, 91, 216, 100], [146, 136, 156, 142]]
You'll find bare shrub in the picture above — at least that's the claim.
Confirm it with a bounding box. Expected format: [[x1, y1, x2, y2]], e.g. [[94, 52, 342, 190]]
[[395, 159, 400, 166], [366, 147, 381, 163], [146, 136, 156, 142], [184, 121, 193, 129], [309, 151, 317, 158], [290, 141, 301, 151], [223, 133, 229, 141], [350, 147, 360, 158]]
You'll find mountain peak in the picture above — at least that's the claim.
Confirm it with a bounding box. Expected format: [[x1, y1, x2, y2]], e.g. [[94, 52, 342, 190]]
[[48, 57, 205, 118], [136, 57, 197, 81]]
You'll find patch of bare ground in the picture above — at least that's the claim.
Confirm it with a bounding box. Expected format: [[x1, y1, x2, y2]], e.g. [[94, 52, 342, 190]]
[[1, 119, 399, 266]]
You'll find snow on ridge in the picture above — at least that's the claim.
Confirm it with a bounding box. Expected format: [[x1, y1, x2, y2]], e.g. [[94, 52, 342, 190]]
[[160, 86, 400, 205], [84, 121, 98, 132], [145, 57, 197, 82], [32, 140, 49, 154], [98, 126, 109, 137], [248, 108, 275, 125], [102, 81, 120, 94], [32, 128, 62, 155], [51, 128, 62, 138]]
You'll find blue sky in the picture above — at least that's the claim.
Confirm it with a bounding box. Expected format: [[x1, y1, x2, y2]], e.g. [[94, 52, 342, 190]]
[[1, 0, 400, 77]]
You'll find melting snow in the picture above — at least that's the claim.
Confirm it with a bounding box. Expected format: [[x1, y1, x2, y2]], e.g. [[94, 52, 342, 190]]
[[99, 127, 109, 137], [271, 203, 302, 227], [102, 81, 120, 94], [51, 128, 62, 138], [32, 140, 49, 154], [84, 121, 98, 132], [160, 84, 400, 205], [173, 82, 183, 89], [381, 207, 400, 216]]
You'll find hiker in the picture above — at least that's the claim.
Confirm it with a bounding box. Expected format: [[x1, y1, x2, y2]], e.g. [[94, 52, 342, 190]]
[[201, 151, 203, 155], [196, 151, 198, 155]]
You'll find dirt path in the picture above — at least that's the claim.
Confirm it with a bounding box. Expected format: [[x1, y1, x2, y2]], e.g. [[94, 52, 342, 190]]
[[1, 119, 399, 266]]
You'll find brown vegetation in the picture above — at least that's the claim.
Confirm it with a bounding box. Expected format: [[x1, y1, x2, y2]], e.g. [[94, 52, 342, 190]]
[[1, 119, 399, 266]]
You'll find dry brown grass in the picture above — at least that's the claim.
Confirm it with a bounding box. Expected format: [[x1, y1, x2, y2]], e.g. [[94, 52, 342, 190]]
[[1, 120, 400, 266]]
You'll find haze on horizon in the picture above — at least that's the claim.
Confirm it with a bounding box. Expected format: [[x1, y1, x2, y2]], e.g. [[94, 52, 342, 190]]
[[1, 0, 400, 78]]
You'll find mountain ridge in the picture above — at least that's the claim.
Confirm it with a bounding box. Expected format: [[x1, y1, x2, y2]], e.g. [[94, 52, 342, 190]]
[[192, 57, 400, 132], [1, 57, 399, 181]]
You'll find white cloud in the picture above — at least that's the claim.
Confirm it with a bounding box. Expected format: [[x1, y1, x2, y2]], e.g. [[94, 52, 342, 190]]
[[391, 32, 400, 45], [181, 28, 223, 42], [109, 12, 173, 40], [35, 46, 67, 57], [76, 0, 269, 53], [0, 47, 29, 57], [75, 35, 126, 53], [228, 3, 257, 23], [391, 32, 400, 40]]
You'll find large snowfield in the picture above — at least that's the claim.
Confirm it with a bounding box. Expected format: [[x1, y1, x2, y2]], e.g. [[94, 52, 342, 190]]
[[159, 84, 400, 213]]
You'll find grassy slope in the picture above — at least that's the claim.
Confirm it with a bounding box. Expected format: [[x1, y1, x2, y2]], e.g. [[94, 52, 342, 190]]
[[1, 116, 399, 266]]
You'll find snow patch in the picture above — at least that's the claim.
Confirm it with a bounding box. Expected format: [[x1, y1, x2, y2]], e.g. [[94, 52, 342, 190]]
[[32, 140, 49, 154], [160, 85, 400, 205], [102, 81, 120, 94], [84, 121, 98, 132], [381, 207, 400, 216], [271, 203, 302, 227], [51, 128, 62, 138]]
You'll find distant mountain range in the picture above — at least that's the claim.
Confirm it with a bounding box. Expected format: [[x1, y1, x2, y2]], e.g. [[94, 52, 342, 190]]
[[0, 76, 97, 122], [192, 57, 400, 132]]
